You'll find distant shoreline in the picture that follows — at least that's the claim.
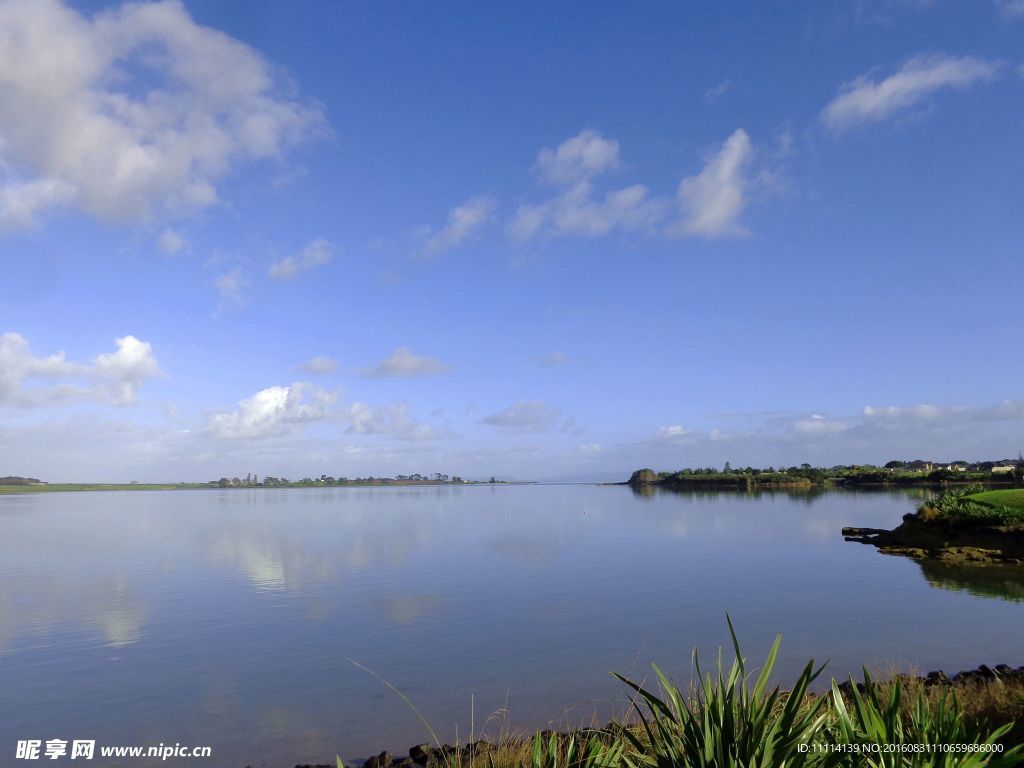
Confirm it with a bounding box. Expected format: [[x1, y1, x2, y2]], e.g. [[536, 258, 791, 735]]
[[0, 480, 533, 494], [626, 465, 1023, 491]]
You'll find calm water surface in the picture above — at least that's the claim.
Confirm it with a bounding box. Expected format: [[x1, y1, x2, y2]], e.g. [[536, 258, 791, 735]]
[[2, 485, 1023, 766]]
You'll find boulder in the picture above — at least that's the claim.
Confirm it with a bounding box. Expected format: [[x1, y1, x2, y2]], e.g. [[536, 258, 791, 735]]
[[409, 744, 433, 765]]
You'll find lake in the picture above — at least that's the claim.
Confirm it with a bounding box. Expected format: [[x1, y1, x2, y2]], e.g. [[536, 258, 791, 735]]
[[2, 484, 1023, 766]]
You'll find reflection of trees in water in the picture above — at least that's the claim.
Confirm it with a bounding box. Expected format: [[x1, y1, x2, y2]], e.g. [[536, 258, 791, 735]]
[[629, 484, 934, 504], [916, 559, 1024, 603], [629, 485, 829, 503]]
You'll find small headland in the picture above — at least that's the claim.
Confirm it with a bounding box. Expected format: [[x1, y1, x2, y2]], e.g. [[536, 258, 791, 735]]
[[844, 486, 1024, 563]]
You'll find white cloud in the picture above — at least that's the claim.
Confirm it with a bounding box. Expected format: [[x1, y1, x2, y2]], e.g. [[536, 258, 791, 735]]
[[482, 400, 564, 433], [704, 79, 733, 103], [995, 0, 1024, 19], [423, 196, 496, 255], [364, 347, 450, 378], [654, 424, 690, 441], [91, 335, 162, 405], [510, 180, 663, 240], [206, 382, 336, 439], [821, 54, 1000, 131], [0, 332, 160, 407], [268, 239, 334, 280], [0, 179, 75, 231], [298, 355, 338, 375], [512, 128, 770, 243], [511, 129, 663, 241], [624, 400, 1024, 471], [214, 268, 247, 309], [536, 129, 620, 185], [344, 402, 439, 441], [157, 228, 185, 254], [792, 414, 848, 435], [0, 332, 79, 406], [860, 405, 937, 423], [671, 129, 753, 238], [0, 0, 326, 230]]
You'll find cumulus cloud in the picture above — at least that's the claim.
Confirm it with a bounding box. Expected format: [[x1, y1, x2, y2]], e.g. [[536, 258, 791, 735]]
[[344, 402, 439, 441], [0, 0, 326, 230], [510, 129, 666, 240], [511, 181, 664, 240], [268, 239, 334, 280], [512, 128, 764, 242], [671, 129, 753, 238], [91, 335, 163, 405], [0, 179, 75, 230], [423, 196, 496, 255], [482, 400, 566, 434], [535, 129, 621, 185], [821, 54, 1000, 131], [298, 355, 338, 374], [364, 347, 450, 378], [0, 332, 160, 407], [206, 382, 336, 439]]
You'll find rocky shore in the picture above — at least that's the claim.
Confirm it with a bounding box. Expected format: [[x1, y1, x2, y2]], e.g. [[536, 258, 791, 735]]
[[843, 515, 1024, 564]]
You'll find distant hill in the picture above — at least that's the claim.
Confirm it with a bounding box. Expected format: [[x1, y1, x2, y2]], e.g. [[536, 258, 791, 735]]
[[0, 476, 44, 485]]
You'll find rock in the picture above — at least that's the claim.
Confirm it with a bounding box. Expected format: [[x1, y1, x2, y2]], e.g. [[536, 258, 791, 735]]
[[627, 469, 658, 485], [924, 670, 950, 687], [842, 527, 889, 537], [409, 744, 433, 765], [365, 751, 392, 768]]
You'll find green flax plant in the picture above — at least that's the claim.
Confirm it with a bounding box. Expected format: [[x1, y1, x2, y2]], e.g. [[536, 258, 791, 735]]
[[518, 732, 627, 768], [828, 670, 1023, 768], [613, 616, 830, 768]]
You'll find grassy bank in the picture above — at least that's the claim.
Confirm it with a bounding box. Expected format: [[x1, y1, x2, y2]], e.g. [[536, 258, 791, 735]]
[[919, 486, 1024, 526], [970, 490, 1024, 512], [345, 623, 1024, 768]]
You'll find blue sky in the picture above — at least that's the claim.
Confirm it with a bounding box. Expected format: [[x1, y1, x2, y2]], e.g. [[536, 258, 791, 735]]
[[1, 0, 1022, 482]]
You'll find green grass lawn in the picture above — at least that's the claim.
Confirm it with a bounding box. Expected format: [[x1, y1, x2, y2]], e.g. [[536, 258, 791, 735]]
[[970, 488, 1024, 510]]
